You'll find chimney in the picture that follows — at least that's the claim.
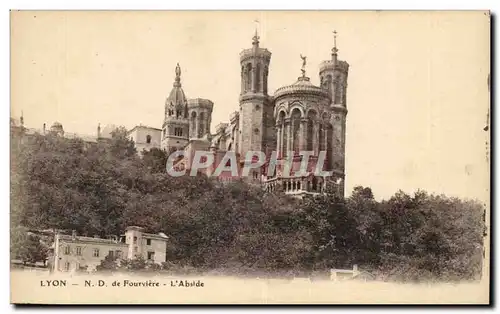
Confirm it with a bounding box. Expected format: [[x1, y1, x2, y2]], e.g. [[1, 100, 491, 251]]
[[43, 123, 46, 134], [72, 230, 77, 240]]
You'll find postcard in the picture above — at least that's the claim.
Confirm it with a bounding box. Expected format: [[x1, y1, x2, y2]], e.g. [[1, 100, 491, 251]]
[[10, 10, 490, 304]]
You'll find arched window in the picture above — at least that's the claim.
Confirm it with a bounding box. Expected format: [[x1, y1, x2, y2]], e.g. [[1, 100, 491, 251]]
[[291, 108, 302, 154], [146, 135, 152, 144], [318, 123, 325, 152], [190, 111, 197, 136], [245, 63, 252, 91], [277, 111, 286, 153], [307, 110, 317, 151], [263, 66, 268, 94], [198, 112, 205, 138], [326, 75, 333, 93], [334, 76, 341, 104], [255, 63, 261, 92], [326, 124, 333, 170]]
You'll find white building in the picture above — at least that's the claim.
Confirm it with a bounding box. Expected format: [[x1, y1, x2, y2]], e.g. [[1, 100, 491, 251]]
[[51, 226, 169, 273]]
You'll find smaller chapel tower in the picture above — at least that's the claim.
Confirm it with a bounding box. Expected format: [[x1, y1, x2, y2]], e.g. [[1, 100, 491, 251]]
[[161, 63, 190, 152]]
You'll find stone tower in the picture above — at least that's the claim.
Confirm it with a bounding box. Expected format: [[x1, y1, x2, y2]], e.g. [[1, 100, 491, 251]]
[[238, 30, 274, 163], [319, 31, 348, 196], [187, 98, 213, 139], [161, 63, 190, 152]]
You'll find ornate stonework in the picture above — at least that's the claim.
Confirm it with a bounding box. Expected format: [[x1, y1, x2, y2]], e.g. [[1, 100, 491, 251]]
[[164, 30, 349, 197]]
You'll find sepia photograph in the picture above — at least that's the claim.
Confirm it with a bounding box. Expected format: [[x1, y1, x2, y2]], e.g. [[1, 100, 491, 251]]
[[9, 10, 490, 304]]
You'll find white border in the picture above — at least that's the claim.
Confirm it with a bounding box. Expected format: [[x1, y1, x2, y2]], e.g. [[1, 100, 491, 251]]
[[3, 1, 497, 312]]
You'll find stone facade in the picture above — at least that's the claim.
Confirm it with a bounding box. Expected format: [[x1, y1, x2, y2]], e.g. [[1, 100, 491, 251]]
[[178, 30, 350, 197]]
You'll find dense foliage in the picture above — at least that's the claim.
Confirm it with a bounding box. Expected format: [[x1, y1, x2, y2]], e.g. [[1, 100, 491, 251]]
[[10, 128, 486, 282]]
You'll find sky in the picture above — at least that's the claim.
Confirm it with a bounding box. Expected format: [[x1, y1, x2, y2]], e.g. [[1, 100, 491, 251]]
[[10, 11, 490, 202]]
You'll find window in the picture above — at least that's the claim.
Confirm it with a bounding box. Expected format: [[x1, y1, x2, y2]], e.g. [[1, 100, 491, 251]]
[[64, 262, 70, 271], [163, 129, 166, 137], [146, 134, 152, 144], [147, 251, 155, 261], [174, 128, 183, 137], [93, 248, 100, 257], [64, 246, 71, 255], [108, 250, 114, 259], [133, 236, 137, 243], [146, 239, 151, 245], [116, 251, 122, 259], [255, 64, 261, 91], [76, 246, 82, 256]]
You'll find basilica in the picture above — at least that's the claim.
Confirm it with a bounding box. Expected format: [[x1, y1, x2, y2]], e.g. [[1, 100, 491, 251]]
[[152, 30, 349, 197], [12, 30, 349, 197]]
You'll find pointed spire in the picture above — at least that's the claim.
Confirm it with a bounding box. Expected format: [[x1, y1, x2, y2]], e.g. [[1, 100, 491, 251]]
[[174, 63, 181, 87], [252, 19, 260, 47], [20, 110, 24, 126], [332, 30, 339, 55], [331, 30, 339, 65]]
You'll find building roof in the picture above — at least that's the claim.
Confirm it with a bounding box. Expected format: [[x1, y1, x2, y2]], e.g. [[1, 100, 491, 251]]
[[274, 76, 330, 100], [167, 86, 187, 107], [57, 234, 128, 246], [187, 98, 214, 110], [127, 125, 162, 134], [166, 63, 188, 109], [142, 232, 169, 241]]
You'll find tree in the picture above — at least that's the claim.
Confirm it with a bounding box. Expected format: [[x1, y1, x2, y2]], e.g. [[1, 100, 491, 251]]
[[96, 254, 118, 272], [10, 128, 486, 282], [142, 148, 168, 173], [11, 227, 48, 265], [128, 255, 147, 271]]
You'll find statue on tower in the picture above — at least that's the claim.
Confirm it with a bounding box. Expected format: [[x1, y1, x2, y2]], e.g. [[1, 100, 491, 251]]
[[300, 54, 307, 77], [175, 63, 181, 78]]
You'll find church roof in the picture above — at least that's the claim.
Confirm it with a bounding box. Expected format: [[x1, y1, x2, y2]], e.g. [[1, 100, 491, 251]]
[[167, 87, 187, 106], [274, 76, 330, 100], [165, 63, 187, 107], [187, 98, 214, 110]]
